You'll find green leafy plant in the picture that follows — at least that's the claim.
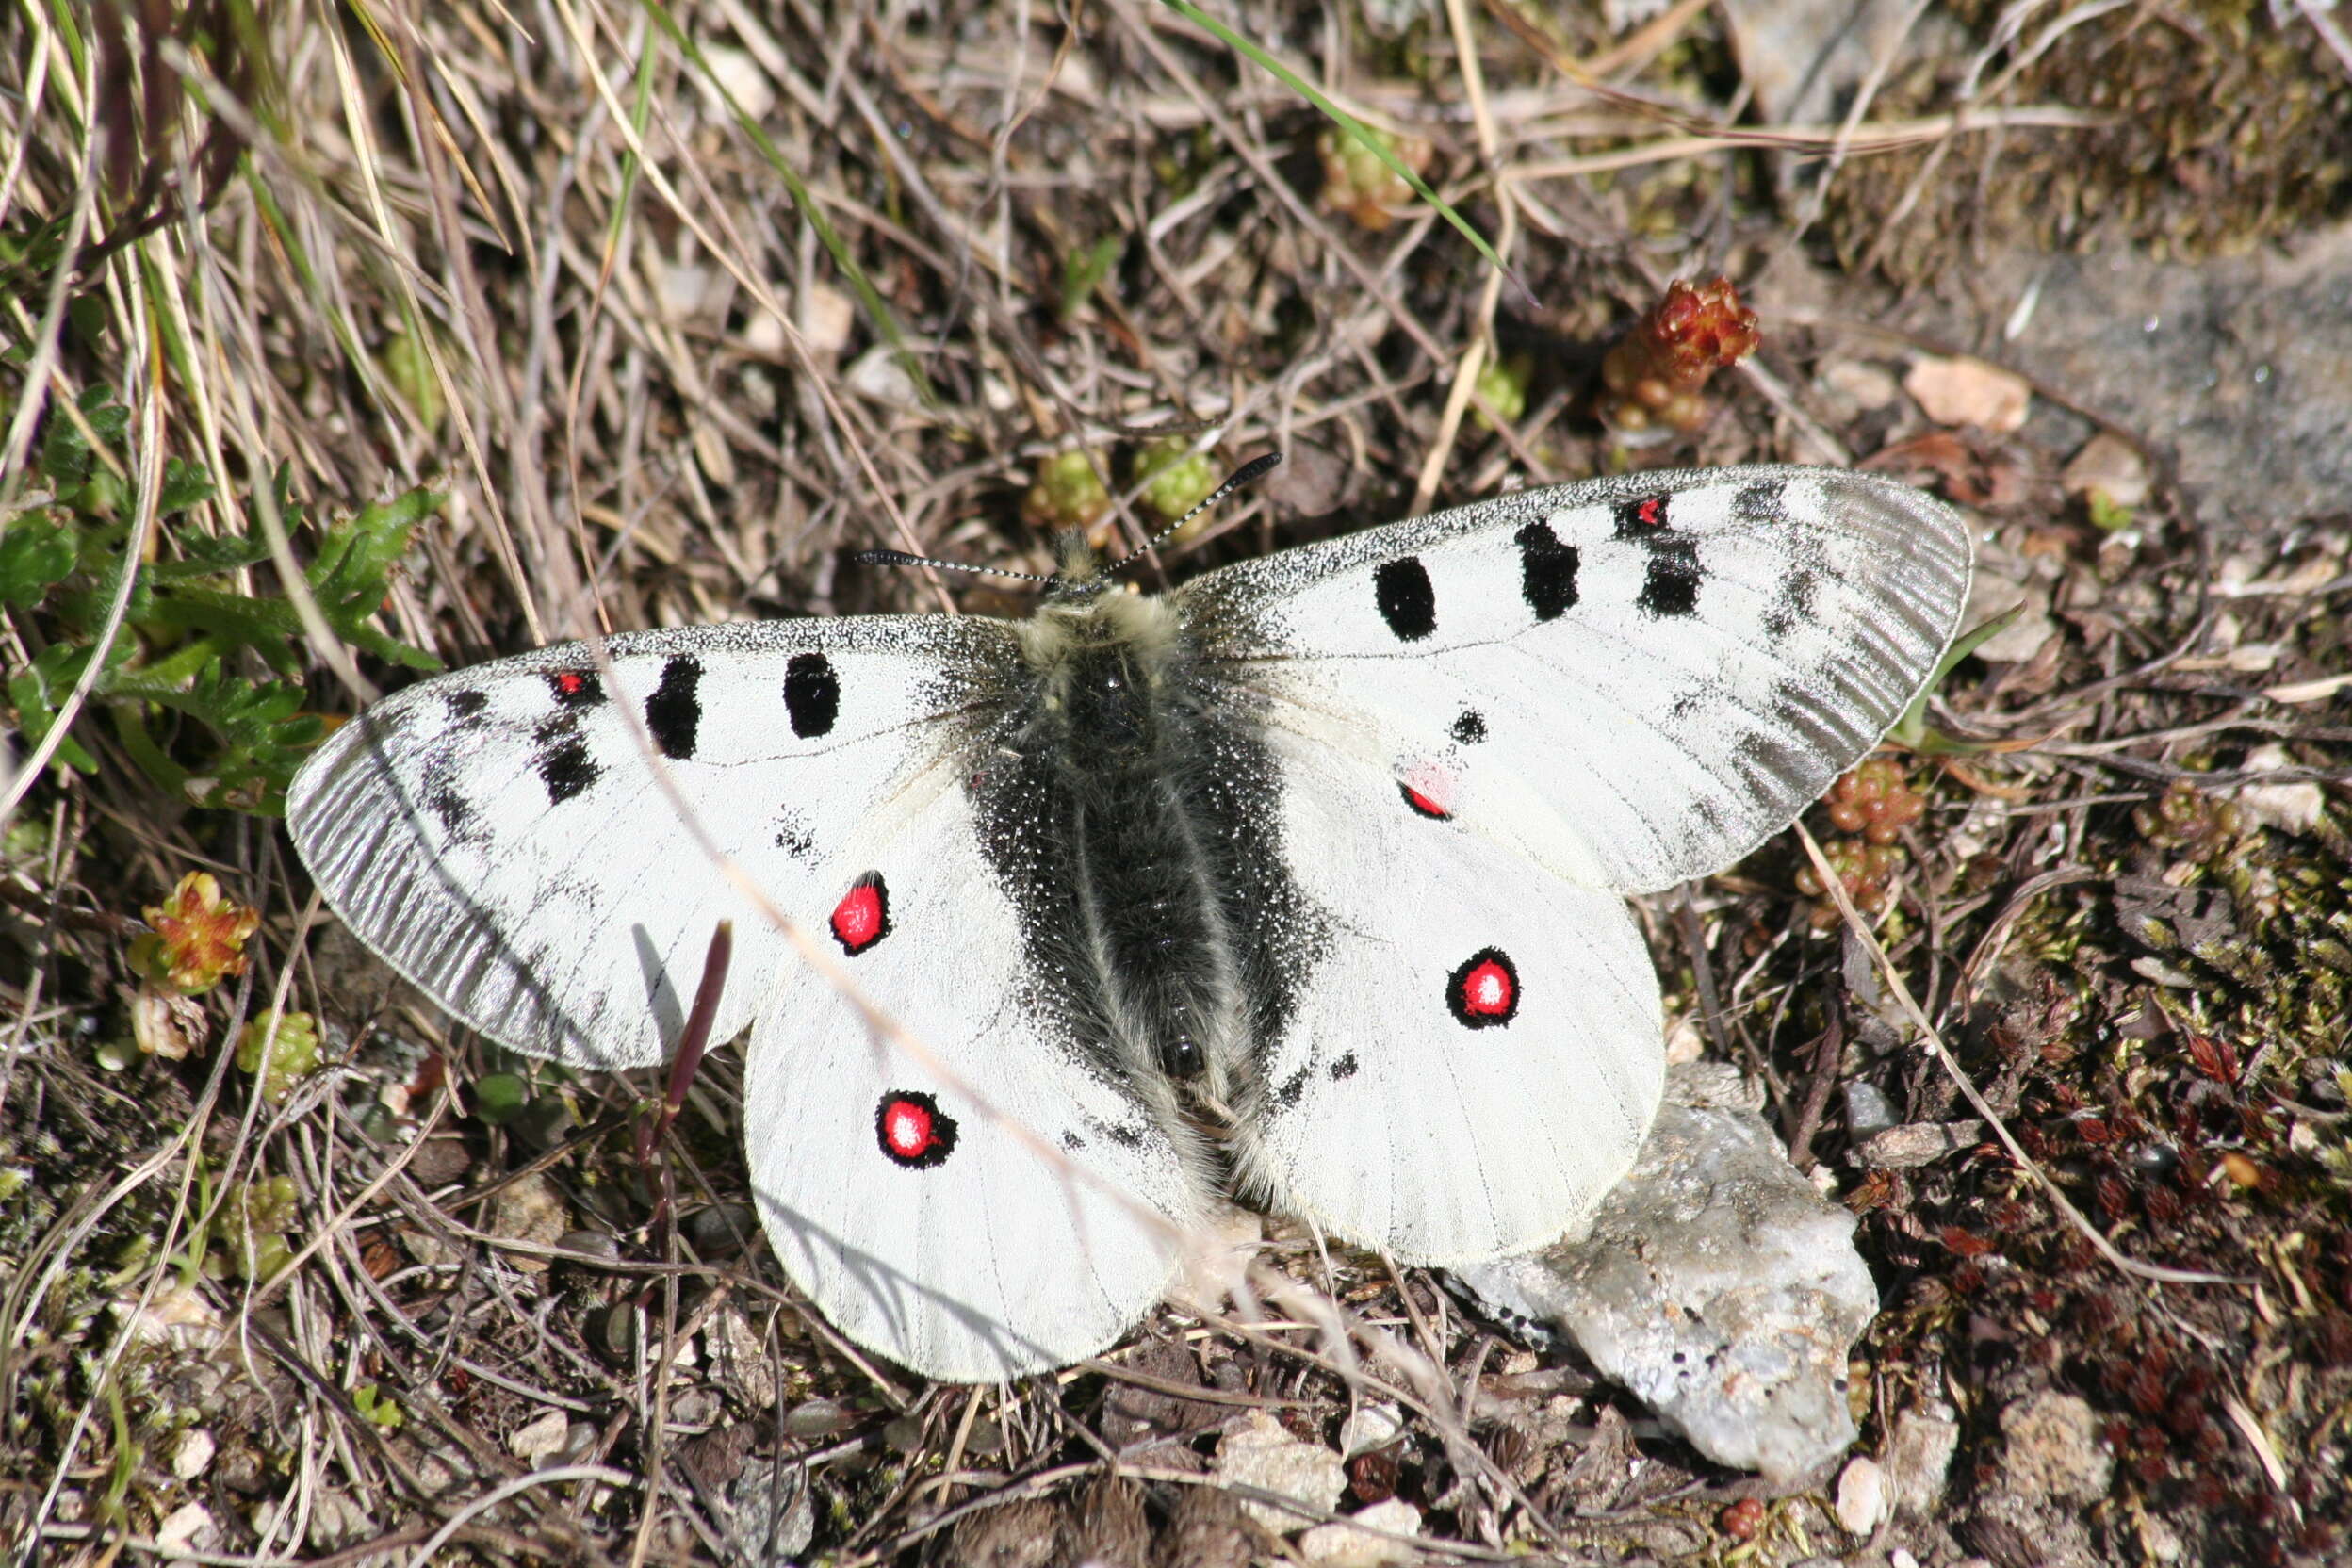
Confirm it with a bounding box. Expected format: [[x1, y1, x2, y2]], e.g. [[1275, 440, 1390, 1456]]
[[3, 386, 442, 813]]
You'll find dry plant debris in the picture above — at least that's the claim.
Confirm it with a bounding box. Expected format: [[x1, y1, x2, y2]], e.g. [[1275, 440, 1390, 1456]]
[[1, 3, 2346, 1565]]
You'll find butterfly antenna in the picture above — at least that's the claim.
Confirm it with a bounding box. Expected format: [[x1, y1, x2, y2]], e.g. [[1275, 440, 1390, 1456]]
[[1105, 451, 1282, 577], [851, 548, 1057, 585]]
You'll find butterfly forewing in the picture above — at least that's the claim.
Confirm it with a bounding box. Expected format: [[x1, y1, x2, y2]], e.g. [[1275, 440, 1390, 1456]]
[[286, 617, 1012, 1069], [1183, 466, 1973, 895]]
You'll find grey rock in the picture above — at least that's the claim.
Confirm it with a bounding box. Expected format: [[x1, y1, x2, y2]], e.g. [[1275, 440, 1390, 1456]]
[[727, 1460, 814, 1566], [1855, 1119, 1985, 1169], [1843, 1079, 1900, 1137], [1886, 1398, 1962, 1518], [1450, 1062, 1879, 1482], [1214, 1409, 1346, 1533], [1992, 227, 2352, 537]]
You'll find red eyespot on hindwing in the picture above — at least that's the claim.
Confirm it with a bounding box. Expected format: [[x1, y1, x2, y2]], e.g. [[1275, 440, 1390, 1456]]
[[1447, 947, 1519, 1029], [829, 874, 890, 956], [875, 1090, 957, 1168]]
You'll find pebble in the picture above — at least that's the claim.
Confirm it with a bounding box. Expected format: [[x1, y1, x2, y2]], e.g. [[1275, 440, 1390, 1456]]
[[1214, 1409, 1346, 1532], [1836, 1454, 1887, 1534], [1338, 1403, 1404, 1459], [1997, 1389, 2114, 1503], [171, 1429, 216, 1481], [1298, 1498, 1423, 1565], [1450, 1063, 1878, 1482], [508, 1408, 570, 1462], [1905, 353, 2032, 432]]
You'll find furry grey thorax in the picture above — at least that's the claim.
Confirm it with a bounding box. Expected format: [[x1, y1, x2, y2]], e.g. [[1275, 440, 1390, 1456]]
[[964, 541, 1311, 1156]]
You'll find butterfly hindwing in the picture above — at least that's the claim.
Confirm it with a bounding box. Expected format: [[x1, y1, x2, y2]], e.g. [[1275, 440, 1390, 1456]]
[[286, 618, 1010, 1069], [1231, 723, 1665, 1262], [745, 778, 1198, 1381], [1184, 466, 1973, 895]]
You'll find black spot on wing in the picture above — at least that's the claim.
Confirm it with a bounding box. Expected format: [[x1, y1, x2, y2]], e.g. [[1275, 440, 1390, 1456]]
[[1732, 480, 1786, 526], [784, 652, 840, 738], [1276, 1064, 1312, 1108], [1513, 521, 1579, 621], [775, 808, 814, 858], [1330, 1052, 1358, 1081], [537, 734, 599, 804], [428, 784, 471, 836], [1637, 545, 1702, 617], [1764, 566, 1819, 639], [1372, 556, 1437, 642], [645, 655, 703, 759], [1612, 494, 1704, 617], [444, 689, 489, 723], [1451, 709, 1488, 745]]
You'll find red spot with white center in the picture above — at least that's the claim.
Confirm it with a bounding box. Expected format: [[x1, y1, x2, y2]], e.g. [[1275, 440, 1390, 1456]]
[[1398, 764, 1456, 821], [874, 1091, 957, 1168], [1447, 947, 1519, 1029], [830, 874, 890, 956]]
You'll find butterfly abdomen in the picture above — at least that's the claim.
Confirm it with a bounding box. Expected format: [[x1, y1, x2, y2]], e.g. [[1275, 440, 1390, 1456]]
[[977, 589, 1310, 1122]]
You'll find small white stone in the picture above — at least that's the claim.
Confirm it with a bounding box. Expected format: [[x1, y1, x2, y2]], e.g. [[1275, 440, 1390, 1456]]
[[796, 283, 857, 356], [1816, 360, 1903, 417], [154, 1501, 215, 1559], [1298, 1498, 1422, 1564], [2062, 432, 2151, 508], [691, 43, 776, 122], [1836, 1454, 1887, 1534], [1889, 1550, 1921, 1568], [2232, 744, 2327, 835], [1339, 1403, 1405, 1458], [171, 1429, 216, 1480], [1905, 354, 2031, 433], [1215, 1409, 1346, 1532], [508, 1408, 570, 1462], [844, 345, 919, 408]]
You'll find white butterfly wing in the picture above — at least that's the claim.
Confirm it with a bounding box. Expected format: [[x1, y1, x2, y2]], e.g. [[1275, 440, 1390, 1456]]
[[290, 615, 1198, 1381], [743, 778, 1197, 1381], [286, 618, 1006, 1069], [1232, 724, 1665, 1262], [1184, 466, 1973, 895], [1184, 466, 1970, 1258]]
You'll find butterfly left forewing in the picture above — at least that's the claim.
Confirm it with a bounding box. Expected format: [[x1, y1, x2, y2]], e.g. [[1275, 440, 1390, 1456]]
[[287, 618, 1009, 1069]]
